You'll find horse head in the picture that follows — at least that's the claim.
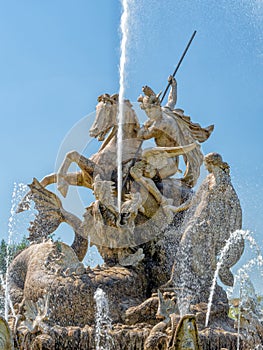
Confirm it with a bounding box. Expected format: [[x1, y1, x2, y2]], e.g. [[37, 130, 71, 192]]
[[90, 94, 118, 141], [90, 93, 140, 141]]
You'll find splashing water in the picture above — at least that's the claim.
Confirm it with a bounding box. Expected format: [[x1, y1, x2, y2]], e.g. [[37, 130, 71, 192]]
[[206, 229, 263, 329], [117, 0, 131, 212], [235, 276, 263, 350], [0, 273, 6, 315], [84, 237, 104, 268], [226, 231, 263, 350], [2, 183, 30, 320], [178, 296, 191, 317], [236, 281, 242, 350], [94, 288, 113, 350], [205, 229, 247, 327]]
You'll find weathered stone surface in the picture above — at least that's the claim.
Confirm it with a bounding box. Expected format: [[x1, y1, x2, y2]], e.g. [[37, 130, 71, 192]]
[[199, 328, 246, 350], [14, 318, 249, 350], [0, 316, 13, 350], [8, 150, 248, 349], [170, 153, 244, 306], [8, 241, 147, 327]]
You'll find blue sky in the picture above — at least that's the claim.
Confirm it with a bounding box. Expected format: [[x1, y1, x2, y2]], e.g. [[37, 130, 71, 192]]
[[0, 1, 262, 289]]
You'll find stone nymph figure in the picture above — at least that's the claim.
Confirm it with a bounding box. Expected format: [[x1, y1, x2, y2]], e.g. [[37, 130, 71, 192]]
[[168, 152, 244, 307]]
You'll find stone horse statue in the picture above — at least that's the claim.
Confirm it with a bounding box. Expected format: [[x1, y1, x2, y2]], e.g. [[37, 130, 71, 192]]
[[17, 86, 215, 256], [17, 92, 198, 253], [37, 93, 195, 200], [18, 92, 198, 231], [38, 93, 142, 196]]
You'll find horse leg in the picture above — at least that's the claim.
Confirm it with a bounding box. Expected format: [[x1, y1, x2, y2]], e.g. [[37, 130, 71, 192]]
[[40, 173, 57, 187], [40, 171, 87, 188], [57, 151, 98, 196], [57, 151, 77, 196], [17, 172, 86, 213], [57, 151, 86, 196]]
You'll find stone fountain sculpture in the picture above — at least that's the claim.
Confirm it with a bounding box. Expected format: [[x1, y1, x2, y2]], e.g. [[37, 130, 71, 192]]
[[3, 77, 258, 350]]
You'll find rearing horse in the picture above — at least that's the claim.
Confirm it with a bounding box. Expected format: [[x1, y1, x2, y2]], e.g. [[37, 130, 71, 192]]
[[39, 94, 142, 197], [36, 92, 198, 206]]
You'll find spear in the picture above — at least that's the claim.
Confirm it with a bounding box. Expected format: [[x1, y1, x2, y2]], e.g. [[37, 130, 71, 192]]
[[160, 30, 197, 104]]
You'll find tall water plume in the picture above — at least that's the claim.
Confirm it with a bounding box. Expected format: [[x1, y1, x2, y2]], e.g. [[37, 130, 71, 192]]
[[117, 0, 131, 212]]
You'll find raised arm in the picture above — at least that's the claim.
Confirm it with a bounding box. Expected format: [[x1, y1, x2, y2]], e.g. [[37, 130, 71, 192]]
[[166, 75, 177, 110]]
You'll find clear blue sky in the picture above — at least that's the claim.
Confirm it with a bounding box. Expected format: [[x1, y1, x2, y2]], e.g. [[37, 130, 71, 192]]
[[0, 1, 262, 289]]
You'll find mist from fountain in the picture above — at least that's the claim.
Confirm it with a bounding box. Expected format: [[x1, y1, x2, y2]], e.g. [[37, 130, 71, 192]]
[[117, 0, 131, 212], [94, 288, 113, 350]]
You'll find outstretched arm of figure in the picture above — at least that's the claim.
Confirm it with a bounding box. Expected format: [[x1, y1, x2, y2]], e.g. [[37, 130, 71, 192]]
[[137, 123, 158, 140], [166, 75, 177, 110]]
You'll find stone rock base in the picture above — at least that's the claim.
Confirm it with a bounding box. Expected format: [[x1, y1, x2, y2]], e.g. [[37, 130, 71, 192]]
[[15, 323, 246, 350]]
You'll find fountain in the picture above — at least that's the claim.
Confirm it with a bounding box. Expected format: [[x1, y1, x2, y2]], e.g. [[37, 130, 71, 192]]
[[1, 184, 29, 321], [2, 76, 259, 349], [205, 229, 246, 328], [0, 4, 262, 350], [94, 288, 113, 350]]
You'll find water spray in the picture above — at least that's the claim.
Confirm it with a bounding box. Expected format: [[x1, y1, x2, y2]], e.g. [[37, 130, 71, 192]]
[[205, 230, 246, 327], [117, 0, 130, 213]]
